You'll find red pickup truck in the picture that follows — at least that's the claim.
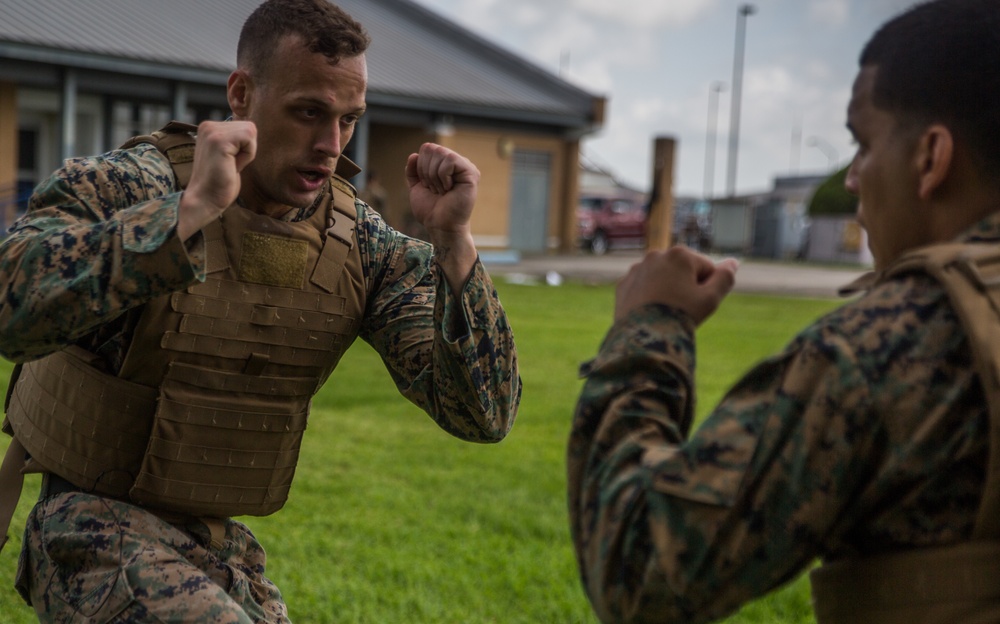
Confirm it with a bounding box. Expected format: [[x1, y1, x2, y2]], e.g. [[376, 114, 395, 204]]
[[576, 194, 648, 254]]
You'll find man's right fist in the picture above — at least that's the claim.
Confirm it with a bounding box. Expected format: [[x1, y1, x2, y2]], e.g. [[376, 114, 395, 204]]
[[176, 120, 257, 241]]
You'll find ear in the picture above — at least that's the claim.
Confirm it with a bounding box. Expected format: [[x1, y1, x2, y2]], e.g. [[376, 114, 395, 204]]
[[915, 124, 954, 200], [227, 70, 253, 118]]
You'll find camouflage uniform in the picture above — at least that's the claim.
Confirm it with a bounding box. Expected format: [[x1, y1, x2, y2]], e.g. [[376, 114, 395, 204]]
[[568, 215, 1000, 623], [0, 142, 521, 622]]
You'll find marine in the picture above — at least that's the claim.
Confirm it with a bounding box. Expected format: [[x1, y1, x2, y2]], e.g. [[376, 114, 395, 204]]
[[0, 1, 521, 620]]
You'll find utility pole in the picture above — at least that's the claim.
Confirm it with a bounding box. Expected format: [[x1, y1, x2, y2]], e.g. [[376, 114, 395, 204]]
[[725, 4, 756, 197], [703, 81, 726, 200]]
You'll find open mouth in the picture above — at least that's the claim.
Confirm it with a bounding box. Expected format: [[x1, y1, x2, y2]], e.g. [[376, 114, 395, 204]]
[[301, 170, 324, 183]]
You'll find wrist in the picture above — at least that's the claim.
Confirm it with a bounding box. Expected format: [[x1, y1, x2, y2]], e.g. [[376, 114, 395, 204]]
[[429, 230, 478, 290]]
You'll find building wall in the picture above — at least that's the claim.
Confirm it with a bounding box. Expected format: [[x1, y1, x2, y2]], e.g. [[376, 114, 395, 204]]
[[508, 133, 568, 251], [806, 215, 873, 265], [364, 123, 432, 236], [444, 129, 514, 248], [4, 82, 584, 254], [365, 124, 573, 252]]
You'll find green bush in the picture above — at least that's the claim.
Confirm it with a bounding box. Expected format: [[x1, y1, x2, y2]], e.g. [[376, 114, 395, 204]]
[[808, 166, 858, 216]]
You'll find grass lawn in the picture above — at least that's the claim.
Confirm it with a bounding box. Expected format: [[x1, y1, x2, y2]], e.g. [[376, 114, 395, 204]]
[[0, 278, 844, 623]]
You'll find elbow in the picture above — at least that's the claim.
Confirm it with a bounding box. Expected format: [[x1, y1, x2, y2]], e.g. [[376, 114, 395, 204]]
[[584, 567, 690, 624], [470, 402, 518, 443], [449, 393, 519, 443], [482, 374, 521, 442]]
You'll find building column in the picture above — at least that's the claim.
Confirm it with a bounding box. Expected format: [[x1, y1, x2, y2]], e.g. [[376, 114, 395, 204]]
[[0, 81, 17, 230], [172, 82, 189, 122], [351, 113, 370, 188], [61, 69, 78, 160]]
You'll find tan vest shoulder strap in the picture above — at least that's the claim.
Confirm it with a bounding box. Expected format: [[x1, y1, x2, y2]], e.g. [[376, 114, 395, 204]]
[[885, 242, 1000, 538], [311, 172, 359, 293], [120, 121, 198, 189]]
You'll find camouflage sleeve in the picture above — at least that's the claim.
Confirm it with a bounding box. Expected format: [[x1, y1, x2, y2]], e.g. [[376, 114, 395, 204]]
[[568, 302, 874, 623], [0, 145, 205, 362], [356, 204, 520, 442]]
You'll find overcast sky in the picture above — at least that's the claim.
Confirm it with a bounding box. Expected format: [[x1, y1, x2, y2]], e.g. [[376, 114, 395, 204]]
[[410, 0, 920, 198]]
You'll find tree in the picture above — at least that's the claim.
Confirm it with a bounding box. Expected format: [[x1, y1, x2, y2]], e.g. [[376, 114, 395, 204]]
[[808, 165, 858, 216]]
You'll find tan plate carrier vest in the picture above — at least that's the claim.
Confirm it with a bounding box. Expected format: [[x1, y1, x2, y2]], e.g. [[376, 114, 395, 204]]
[[0, 122, 367, 552], [810, 242, 1000, 623]]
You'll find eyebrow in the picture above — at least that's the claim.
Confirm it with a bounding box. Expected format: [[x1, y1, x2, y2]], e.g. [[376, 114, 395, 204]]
[[289, 95, 365, 112]]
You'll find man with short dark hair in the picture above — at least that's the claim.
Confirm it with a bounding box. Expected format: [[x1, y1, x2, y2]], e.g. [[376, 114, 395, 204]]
[[568, 1, 1000, 622], [0, 0, 520, 621]]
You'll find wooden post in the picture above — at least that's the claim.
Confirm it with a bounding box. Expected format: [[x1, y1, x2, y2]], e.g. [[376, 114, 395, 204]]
[[559, 138, 581, 253], [646, 136, 676, 251], [0, 82, 18, 231]]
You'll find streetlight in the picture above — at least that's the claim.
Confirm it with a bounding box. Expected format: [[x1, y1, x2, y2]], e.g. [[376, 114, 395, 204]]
[[806, 136, 839, 171], [725, 3, 756, 197], [703, 81, 726, 200]]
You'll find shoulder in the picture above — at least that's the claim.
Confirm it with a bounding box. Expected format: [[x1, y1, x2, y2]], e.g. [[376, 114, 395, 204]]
[[793, 271, 957, 372], [354, 199, 433, 286], [59, 143, 178, 197], [24, 143, 178, 221]]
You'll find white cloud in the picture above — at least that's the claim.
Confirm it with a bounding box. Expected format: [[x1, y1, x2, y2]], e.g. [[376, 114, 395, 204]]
[[572, 0, 718, 29], [809, 0, 850, 26]]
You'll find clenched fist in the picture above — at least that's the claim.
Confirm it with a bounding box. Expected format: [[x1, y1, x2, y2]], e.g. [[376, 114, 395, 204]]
[[177, 121, 257, 241]]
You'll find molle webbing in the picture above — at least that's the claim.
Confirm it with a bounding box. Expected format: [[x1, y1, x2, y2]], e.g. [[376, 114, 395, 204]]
[[5, 346, 158, 498], [811, 243, 1000, 624], [119, 121, 198, 187], [123, 196, 362, 517], [128, 361, 313, 517], [0, 120, 367, 528], [161, 279, 354, 368]]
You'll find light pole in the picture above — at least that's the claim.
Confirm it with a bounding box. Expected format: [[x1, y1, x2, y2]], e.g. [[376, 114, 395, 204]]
[[725, 3, 756, 197], [703, 81, 726, 200], [806, 136, 839, 171]]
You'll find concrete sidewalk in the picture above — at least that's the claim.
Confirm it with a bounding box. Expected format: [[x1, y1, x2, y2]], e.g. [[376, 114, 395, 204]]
[[482, 251, 870, 299]]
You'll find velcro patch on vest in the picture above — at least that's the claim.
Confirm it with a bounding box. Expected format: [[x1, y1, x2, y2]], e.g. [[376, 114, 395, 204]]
[[239, 233, 309, 289]]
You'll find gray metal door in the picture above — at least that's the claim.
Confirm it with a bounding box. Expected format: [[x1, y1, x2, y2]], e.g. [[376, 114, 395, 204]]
[[509, 150, 551, 252]]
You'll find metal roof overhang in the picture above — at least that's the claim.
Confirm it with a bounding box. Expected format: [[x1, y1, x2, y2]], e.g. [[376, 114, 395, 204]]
[[0, 42, 229, 85], [0, 42, 602, 136], [367, 92, 597, 133]]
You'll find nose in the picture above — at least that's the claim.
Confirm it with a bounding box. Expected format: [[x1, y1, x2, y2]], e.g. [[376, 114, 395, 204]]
[[315, 124, 341, 158], [844, 156, 859, 196]]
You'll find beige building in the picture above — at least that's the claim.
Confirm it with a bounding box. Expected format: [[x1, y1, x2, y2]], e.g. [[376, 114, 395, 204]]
[[0, 0, 605, 254]]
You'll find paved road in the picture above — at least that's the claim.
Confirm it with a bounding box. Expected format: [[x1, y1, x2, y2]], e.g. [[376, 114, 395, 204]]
[[482, 251, 870, 299]]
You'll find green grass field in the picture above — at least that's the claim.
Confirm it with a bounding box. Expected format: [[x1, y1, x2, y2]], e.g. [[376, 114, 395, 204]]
[[0, 279, 844, 623]]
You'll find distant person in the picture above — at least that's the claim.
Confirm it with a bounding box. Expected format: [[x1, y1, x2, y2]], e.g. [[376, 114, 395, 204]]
[[0, 0, 520, 621], [568, 0, 1000, 622]]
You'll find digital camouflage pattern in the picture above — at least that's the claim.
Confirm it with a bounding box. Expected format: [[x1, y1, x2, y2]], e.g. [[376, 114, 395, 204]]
[[21, 492, 285, 623], [568, 214, 1000, 623], [0, 142, 520, 618], [0, 144, 520, 444]]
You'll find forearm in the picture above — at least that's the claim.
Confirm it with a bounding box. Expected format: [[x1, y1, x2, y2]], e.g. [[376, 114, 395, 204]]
[[363, 238, 519, 442], [429, 229, 478, 293], [423, 260, 520, 441], [0, 161, 203, 361], [569, 304, 699, 622], [570, 308, 865, 623]]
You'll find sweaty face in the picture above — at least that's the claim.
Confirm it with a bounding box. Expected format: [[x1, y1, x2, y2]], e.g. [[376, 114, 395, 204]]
[[844, 66, 930, 270], [231, 36, 367, 218]]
